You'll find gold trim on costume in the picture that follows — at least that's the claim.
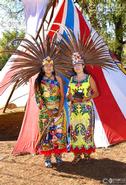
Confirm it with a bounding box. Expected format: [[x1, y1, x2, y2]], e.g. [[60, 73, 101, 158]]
[[42, 56, 54, 66]]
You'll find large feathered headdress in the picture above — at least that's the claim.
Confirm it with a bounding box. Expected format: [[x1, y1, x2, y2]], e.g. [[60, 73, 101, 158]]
[[3, 32, 72, 87], [1, 24, 116, 88], [0, 0, 74, 87], [58, 27, 116, 70]]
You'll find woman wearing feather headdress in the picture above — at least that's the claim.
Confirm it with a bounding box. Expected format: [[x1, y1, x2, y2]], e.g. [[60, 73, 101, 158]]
[[59, 28, 115, 163], [34, 55, 67, 168], [67, 53, 99, 163], [3, 32, 70, 167]]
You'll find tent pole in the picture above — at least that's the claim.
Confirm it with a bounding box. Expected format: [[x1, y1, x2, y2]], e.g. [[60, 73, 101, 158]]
[[3, 80, 19, 113], [36, 1, 56, 39]]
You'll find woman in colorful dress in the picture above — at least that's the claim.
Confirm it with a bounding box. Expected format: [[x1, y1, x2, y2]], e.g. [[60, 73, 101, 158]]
[[59, 28, 115, 163], [67, 56, 99, 163], [6, 32, 69, 166], [34, 56, 67, 168]]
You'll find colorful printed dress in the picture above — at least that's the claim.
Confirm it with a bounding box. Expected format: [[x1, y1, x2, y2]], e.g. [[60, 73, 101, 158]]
[[35, 77, 67, 156], [67, 74, 95, 155]]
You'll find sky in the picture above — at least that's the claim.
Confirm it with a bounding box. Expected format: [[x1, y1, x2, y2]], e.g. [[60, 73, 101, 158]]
[[0, 1, 80, 39]]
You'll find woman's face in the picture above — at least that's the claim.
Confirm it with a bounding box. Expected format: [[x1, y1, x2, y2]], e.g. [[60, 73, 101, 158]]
[[43, 63, 54, 74], [73, 63, 84, 74]]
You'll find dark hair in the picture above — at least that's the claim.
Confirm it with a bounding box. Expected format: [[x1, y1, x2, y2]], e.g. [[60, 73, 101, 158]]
[[34, 67, 56, 91], [34, 68, 44, 91]]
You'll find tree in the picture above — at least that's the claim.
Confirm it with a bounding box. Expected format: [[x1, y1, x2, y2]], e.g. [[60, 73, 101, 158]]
[[76, 0, 126, 63], [0, 0, 25, 70], [0, 30, 24, 70], [0, 0, 25, 35]]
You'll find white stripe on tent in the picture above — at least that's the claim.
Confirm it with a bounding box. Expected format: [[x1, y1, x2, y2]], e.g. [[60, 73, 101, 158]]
[[0, 58, 14, 83], [103, 68, 126, 119], [0, 83, 29, 108], [73, 3, 80, 38], [93, 102, 110, 147], [23, 0, 51, 36]]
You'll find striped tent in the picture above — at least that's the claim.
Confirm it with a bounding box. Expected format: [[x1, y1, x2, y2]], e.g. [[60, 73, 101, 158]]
[[0, 0, 126, 155]]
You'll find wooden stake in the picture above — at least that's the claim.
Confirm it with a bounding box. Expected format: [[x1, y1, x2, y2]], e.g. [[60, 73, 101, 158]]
[[3, 80, 19, 113]]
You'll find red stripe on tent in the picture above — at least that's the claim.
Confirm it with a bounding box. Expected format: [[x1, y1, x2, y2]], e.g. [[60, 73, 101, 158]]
[[76, 7, 90, 40], [48, 0, 65, 38], [87, 66, 126, 145]]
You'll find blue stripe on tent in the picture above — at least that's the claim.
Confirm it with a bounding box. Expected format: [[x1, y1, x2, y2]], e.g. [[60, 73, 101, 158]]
[[65, 0, 74, 30], [62, 0, 75, 90], [63, 0, 74, 39], [61, 0, 75, 147]]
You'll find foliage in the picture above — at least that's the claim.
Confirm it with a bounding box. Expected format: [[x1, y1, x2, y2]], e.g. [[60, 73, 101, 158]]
[[0, 0, 25, 33], [76, 0, 126, 63], [0, 0, 25, 70], [0, 30, 25, 70]]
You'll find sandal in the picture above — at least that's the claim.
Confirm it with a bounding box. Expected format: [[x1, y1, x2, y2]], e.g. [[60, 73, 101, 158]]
[[55, 156, 63, 166], [45, 160, 52, 168], [72, 154, 82, 164], [44, 157, 52, 168], [84, 154, 92, 161]]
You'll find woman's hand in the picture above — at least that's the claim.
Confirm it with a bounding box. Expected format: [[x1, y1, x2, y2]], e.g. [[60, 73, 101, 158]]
[[67, 93, 73, 102], [47, 109, 60, 117], [82, 97, 91, 102], [71, 97, 91, 103], [47, 109, 53, 117], [53, 110, 62, 117], [72, 98, 82, 103]]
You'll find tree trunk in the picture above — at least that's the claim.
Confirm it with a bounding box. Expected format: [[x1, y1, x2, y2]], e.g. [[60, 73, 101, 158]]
[[115, 16, 123, 61], [78, 0, 101, 33], [114, 0, 125, 61]]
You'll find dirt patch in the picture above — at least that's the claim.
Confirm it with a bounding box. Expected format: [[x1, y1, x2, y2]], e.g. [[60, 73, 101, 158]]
[[0, 108, 24, 140], [0, 143, 126, 185]]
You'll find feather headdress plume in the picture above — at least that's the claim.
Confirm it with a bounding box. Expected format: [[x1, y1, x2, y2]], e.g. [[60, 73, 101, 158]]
[[1, 30, 73, 87], [0, 1, 70, 88], [3, 32, 63, 87], [58, 27, 116, 70]]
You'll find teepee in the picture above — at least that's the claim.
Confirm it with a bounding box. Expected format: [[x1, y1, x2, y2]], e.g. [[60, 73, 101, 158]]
[[0, 0, 126, 155]]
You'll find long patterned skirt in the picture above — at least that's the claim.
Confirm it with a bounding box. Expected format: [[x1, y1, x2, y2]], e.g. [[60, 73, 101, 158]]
[[37, 109, 67, 156], [69, 101, 95, 155]]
